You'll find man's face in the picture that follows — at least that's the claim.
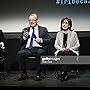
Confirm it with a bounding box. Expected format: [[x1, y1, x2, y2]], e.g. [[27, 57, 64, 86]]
[[62, 19, 70, 31], [28, 15, 38, 27]]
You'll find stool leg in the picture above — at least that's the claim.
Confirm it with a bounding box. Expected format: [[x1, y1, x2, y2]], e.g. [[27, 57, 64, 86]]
[[75, 65, 80, 79], [0, 58, 6, 80]]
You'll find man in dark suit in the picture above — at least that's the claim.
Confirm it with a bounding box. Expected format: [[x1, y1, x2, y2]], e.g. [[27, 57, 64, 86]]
[[17, 13, 51, 81], [0, 30, 5, 57]]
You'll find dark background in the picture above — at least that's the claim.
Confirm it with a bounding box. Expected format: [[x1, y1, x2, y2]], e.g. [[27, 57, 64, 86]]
[[3, 31, 90, 71]]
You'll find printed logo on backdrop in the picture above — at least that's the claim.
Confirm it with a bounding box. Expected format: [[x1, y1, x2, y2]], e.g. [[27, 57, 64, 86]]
[[55, 0, 90, 5]]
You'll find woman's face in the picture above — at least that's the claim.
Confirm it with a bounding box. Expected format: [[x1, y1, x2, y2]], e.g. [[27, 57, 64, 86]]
[[62, 19, 70, 31]]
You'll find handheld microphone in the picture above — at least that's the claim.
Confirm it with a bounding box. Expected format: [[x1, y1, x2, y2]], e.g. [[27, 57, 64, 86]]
[[22, 30, 30, 39]]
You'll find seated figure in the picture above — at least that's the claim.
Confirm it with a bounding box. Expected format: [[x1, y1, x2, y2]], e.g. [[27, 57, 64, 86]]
[[17, 13, 51, 81], [0, 29, 5, 57], [54, 16, 80, 81]]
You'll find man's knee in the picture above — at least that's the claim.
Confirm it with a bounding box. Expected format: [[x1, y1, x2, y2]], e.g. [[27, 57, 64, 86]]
[[17, 50, 23, 57], [37, 49, 46, 56]]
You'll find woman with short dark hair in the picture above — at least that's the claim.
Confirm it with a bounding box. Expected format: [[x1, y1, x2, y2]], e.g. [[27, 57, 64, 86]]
[[54, 16, 80, 81]]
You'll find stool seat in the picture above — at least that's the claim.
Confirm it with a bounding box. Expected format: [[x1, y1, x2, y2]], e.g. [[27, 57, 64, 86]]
[[27, 56, 36, 59]]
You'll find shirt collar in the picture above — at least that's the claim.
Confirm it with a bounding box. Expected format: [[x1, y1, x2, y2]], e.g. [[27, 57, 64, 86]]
[[30, 25, 38, 30]]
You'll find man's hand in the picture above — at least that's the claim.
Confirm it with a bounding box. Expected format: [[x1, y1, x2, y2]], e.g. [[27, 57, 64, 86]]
[[23, 31, 29, 38], [35, 38, 43, 43], [65, 47, 70, 51], [60, 47, 70, 52]]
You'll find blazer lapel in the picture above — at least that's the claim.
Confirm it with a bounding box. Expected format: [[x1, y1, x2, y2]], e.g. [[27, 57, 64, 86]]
[[25, 27, 30, 32], [38, 26, 42, 37]]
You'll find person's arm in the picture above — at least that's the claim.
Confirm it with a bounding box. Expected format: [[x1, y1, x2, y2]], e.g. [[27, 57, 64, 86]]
[[42, 28, 51, 45], [54, 32, 63, 51], [36, 27, 51, 45], [20, 29, 29, 46]]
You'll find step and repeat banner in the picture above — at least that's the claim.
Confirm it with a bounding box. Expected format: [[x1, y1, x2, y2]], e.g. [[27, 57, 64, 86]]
[[0, 0, 90, 32]]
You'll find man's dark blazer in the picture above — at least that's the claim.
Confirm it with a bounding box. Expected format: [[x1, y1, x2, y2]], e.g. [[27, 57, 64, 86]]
[[0, 30, 4, 42], [19, 26, 51, 50]]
